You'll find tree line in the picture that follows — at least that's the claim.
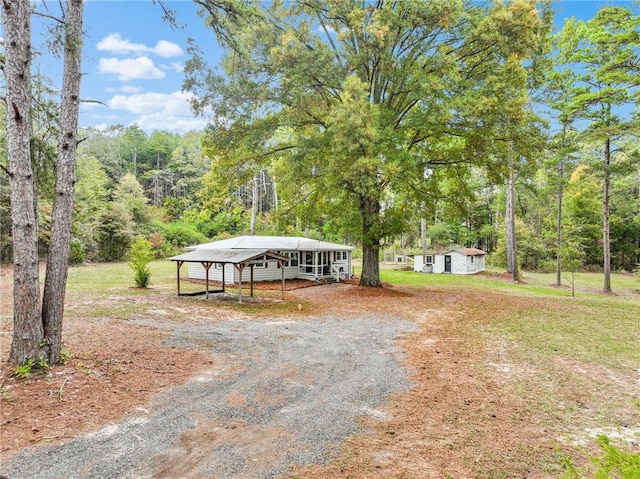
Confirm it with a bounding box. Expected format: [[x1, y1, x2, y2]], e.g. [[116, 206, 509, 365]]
[[2, 0, 639, 367]]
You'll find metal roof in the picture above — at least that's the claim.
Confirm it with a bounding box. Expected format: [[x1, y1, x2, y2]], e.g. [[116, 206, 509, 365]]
[[443, 247, 487, 256], [188, 235, 354, 252], [170, 248, 288, 264]]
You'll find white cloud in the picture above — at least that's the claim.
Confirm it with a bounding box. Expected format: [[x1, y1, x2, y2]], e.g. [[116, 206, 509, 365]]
[[104, 91, 209, 133], [154, 40, 183, 58], [120, 85, 143, 94], [108, 90, 194, 116], [135, 113, 208, 134], [98, 56, 165, 81], [169, 62, 184, 73], [97, 33, 182, 57]]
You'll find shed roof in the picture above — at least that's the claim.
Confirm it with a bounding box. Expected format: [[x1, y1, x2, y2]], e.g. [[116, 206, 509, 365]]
[[444, 248, 487, 256], [170, 248, 288, 264], [189, 235, 354, 252]]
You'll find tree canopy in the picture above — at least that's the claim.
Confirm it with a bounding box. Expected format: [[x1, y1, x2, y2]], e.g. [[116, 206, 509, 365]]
[[185, 0, 553, 285]]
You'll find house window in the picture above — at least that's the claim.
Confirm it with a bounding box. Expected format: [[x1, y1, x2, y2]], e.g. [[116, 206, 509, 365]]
[[424, 255, 433, 265], [253, 256, 268, 268], [290, 252, 299, 266], [470, 256, 475, 264], [334, 251, 347, 261], [277, 252, 288, 268]]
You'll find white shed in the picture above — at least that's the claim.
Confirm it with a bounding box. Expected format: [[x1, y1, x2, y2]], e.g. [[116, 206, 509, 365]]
[[414, 248, 486, 275], [184, 235, 354, 283]]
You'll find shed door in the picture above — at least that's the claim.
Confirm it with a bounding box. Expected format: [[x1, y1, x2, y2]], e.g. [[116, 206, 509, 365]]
[[444, 255, 452, 273]]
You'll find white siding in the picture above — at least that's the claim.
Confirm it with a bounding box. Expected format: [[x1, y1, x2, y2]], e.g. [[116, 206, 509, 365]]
[[417, 251, 486, 275], [185, 247, 352, 282]]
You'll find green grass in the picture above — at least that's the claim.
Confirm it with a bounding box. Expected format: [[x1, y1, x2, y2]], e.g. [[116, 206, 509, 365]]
[[489, 297, 640, 367], [374, 262, 640, 367], [376, 264, 639, 298], [66, 260, 176, 295]]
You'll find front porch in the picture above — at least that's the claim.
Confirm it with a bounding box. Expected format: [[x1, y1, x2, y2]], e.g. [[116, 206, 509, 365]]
[[296, 250, 351, 282]]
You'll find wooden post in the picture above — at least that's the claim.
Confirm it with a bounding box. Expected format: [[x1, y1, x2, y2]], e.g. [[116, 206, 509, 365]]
[[235, 264, 244, 304], [176, 261, 183, 296], [250, 265, 254, 297], [280, 259, 285, 300], [204, 262, 212, 299]]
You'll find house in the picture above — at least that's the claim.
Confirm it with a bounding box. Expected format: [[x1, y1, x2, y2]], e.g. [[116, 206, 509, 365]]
[[413, 248, 487, 275], [183, 235, 355, 284]]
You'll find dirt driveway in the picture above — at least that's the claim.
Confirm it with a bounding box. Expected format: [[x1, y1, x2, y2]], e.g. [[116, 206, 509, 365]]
[[2, 279, 637, 478]]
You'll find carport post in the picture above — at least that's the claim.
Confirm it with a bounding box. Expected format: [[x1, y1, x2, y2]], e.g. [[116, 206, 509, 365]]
[[235, 264, 245, 304], [204, 262, 212, 299], [175, 260, 183, 296], [280, 259, 285, 300]]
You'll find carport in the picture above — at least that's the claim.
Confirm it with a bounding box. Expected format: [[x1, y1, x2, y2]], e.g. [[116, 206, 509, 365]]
[[169, 249, 288, 303]]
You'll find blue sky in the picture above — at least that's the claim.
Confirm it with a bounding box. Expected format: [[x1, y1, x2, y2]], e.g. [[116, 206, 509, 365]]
[[1, 1, 637, 134]]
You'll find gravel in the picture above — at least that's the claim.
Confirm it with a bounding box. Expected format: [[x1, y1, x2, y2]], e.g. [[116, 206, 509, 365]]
[[1, 314, 417, 479]]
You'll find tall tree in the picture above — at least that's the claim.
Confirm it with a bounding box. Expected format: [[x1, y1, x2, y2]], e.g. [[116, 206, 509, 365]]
[[41, 0, 85, 365], [544, 68, 580, 286], [186, 0, 552, 286], [3, 0, 43, 364], [556, 5, 640, 292], [3, 0, 85, 366]]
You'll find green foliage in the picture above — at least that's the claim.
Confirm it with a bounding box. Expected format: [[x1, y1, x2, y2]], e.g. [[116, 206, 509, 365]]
[[68, 237, 86, 265], [185, 0, 552, 285], [113, 173, 151, 228], [14, 355, 48, 379], [492, 219, 551, 271], [128, 237, 154, 288], [162, 221, 207, 247], [94, 203, 135, 261], [562, 436, 640, 479], [147, 231, 173, 258], [427, 223, 454, 250], [15, 359, 35, 379]]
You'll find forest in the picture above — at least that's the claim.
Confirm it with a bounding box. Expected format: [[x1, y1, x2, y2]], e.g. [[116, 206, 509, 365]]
[[2, 1, 639, 306]]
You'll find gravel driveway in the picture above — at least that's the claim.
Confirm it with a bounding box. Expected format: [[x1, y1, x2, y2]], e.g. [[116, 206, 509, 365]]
[[1, 314, 417, 479]]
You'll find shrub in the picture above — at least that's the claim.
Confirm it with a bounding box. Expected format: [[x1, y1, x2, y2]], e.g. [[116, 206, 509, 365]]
[[148, 231, 173, 258], [163, 221, 207, 247], [94, 203, 135, 261], [68, 237, 86, 265], [128, 237, 154, 288]]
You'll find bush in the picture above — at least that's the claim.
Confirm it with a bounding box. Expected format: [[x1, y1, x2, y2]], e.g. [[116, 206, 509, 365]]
[[148, 231, 174, 258], [128, 237, 154, 288], [94, 203, 135, 261], [68, 237, 86, 266], [163, 221, 207, 247]]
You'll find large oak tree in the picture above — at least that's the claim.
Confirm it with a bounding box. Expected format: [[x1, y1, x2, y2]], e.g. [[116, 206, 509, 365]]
[[186, 0, 551, 286]]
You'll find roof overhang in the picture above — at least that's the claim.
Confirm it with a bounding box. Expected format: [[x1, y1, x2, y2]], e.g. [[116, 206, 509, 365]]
[[170, 248, 289, 265]]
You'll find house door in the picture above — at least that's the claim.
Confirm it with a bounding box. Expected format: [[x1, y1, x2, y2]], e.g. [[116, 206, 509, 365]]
[[444, 255, 452, 273]]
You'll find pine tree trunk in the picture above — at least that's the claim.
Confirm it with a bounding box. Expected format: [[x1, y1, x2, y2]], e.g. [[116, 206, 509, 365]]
[[359, 196, 381, 287], [602, 138, 611, 292], [41, 0, 84, 365], [4, 0, 44, 365], [250, 176, 258, 235], [506, 166, 519, 281], [555, 128, 566, 287], [555, 159, 564, 287]]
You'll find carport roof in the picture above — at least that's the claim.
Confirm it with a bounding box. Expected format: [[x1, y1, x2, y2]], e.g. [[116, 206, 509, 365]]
[[169, 248, 288, 264]]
